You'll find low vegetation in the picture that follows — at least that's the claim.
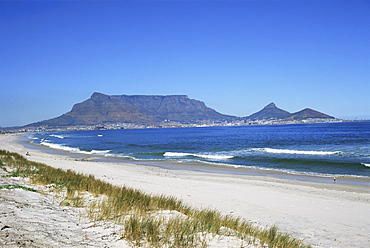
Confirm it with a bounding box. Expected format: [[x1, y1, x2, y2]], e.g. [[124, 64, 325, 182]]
[[0, 149, 311, 247], [0, 184, 36, 192]]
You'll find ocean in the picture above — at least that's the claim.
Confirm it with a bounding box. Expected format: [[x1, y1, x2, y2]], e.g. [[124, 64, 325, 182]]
[[28, 122, 370, 178]]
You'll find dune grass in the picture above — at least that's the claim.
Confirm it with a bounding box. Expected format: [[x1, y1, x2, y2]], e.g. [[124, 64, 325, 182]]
[[0, 184, 36, 192], [0, 149, 311, 248]]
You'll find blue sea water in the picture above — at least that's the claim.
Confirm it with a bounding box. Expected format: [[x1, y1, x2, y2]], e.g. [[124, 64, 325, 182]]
[[29, 122, 370, 178]]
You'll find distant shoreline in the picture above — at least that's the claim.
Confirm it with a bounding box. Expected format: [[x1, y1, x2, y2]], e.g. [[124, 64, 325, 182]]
[[3, 118, 368, 133]]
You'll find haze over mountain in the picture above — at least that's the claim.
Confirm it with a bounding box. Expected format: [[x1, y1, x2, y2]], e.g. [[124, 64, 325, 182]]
[[25, 93, 335, 128]]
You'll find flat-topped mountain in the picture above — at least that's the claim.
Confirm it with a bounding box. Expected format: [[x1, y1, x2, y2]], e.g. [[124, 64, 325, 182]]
[[24, 93, 335, 128], [246, 103, 334, 120], [30, 92, 236, 126]]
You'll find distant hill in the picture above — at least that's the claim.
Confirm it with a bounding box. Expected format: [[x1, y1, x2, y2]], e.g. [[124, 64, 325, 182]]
[[28, 92, 236, 127], [247, 103, 291, 120], [288, 108, 334, 119], [246, 103, 334, 120]]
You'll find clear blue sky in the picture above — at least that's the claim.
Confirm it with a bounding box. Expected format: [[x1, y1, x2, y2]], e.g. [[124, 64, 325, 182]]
[[1, 0, 369, 127]]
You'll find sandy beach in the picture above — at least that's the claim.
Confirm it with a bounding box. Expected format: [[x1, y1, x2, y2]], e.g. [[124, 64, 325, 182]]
[[1, 133, 369, 247]]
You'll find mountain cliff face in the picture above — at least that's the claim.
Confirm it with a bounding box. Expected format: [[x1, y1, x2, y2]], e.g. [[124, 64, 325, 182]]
[[33, 92, 236, 126]]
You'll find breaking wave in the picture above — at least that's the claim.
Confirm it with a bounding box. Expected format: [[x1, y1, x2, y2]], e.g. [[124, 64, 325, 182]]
[[362, 163, 370, 168], [50, 134, 65, 139], [252, 148, 340, 156], [40, 141, 111, 155]]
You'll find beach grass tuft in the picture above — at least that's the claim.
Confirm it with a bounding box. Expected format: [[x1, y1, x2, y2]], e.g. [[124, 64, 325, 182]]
[[0, 149, 311, 248], [0, 184, 37, 192]]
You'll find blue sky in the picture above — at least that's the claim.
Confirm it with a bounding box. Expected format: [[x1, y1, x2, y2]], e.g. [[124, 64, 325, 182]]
[[1, 0, 369, 127]]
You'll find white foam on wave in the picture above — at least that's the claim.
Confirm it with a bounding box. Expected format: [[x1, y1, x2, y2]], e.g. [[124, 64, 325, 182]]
[[253, 148, 340, 156], [196, 154, 234, 160], [84, 150, 111, 155], [164, 152, 191, 157], [50, 134, 65, 139], [362, 163, 370, 168], [41, 141, 80, 153], [40, 141, 111, 155], [163, 152, 233, 160]]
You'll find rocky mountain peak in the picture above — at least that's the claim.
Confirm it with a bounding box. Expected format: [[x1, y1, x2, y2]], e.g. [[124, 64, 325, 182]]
[[247, 103, 291, 120], [90, 92, 110, 101], [264, 102, 277, 109]]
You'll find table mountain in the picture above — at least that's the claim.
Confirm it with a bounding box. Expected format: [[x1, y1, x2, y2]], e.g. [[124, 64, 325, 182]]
[[25, 94, 335, 128], [30, 92, 237, 126]]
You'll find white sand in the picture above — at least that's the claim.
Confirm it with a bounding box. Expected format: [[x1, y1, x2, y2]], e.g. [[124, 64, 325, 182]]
[[0, 174, 129, 247], [1, 133, 369, 247]]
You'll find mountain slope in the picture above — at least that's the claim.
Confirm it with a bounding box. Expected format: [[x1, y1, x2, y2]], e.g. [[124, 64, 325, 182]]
[[29, 92, 236, 126], [289, 108, 334, 119], [247, 103, 291, 120], [246, 103, 335, 120], [25, 94, 336, 128]]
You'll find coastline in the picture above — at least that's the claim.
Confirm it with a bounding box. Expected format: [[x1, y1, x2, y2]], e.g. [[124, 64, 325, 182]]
[[1, 133, 370, 247], [22, 132, 370, 188]]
